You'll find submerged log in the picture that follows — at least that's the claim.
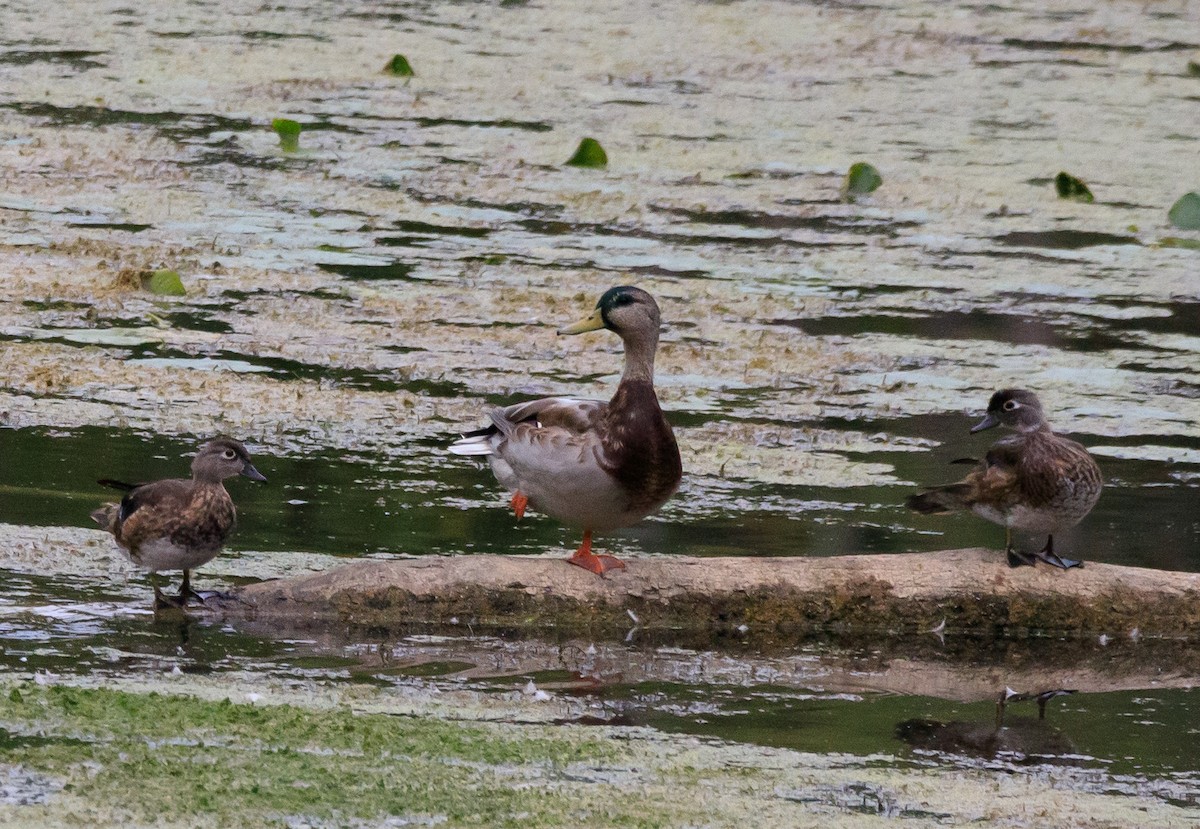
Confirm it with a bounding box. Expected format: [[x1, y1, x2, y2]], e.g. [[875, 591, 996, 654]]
[[228, 548, 1200, 640]]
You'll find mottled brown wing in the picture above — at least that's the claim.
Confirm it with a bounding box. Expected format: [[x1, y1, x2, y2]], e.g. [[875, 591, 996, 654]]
[[494, 397, 606, 435], [112, 478, 194, 548], [967, 444, 1023, 509]]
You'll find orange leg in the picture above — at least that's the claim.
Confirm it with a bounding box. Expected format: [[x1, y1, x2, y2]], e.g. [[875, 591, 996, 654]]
[[510, 491, 528, 520], [566, 530, 626, 576]]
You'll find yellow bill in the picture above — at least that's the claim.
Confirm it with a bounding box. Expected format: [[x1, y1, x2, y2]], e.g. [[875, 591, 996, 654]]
[[557, 307, 606, 335]]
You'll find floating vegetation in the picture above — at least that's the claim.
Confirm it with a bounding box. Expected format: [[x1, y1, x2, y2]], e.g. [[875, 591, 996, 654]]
[[1158, 237, 1200, 250], [383, 53, 414, 77], [142, 269, 186, 296], [271, 117, 302, 152], [1055, 171, 1094, 203], [1167, 192, 1200, 230], [565, 137, 607, 168], [843, 162, 882, 199], [1187, 60, 1200, 78]]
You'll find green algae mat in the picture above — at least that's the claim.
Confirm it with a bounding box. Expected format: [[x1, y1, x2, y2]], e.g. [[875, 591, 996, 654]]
[[2, 680, 1196, 829]]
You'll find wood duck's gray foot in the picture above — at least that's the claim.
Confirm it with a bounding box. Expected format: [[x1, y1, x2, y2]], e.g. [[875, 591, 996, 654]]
[[1036, 549, 1082, 569], [153, 587, 188, 611], [1005, 546, 1038, 568], [191, 589, 233, 605], [175, 570, 218, 606], [177, 585, 208, 606]]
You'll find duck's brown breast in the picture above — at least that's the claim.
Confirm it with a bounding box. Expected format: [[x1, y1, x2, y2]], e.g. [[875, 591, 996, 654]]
[[600, 380, 682, 513]]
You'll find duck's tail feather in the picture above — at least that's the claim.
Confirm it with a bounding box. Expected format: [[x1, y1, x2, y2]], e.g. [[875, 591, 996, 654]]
[[448, 430, 496, 456], [906, 484, 972, 514], [90, 504, 119, 530]]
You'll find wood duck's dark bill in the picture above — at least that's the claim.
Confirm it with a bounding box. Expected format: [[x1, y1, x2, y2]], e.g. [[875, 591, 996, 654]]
[[241, 462, 268, 482], [970, 413, 1001, 433]]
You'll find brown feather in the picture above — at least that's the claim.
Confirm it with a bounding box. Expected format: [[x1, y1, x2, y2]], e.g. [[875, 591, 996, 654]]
[[111, 479, 235, 557], [598, 379, 682, 512], [909, 428, 1101, 526]]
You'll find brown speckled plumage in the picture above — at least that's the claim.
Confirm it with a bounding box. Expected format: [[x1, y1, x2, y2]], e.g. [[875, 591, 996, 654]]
[[92, 438, 266, 606], [907, 389, 1101, 569]]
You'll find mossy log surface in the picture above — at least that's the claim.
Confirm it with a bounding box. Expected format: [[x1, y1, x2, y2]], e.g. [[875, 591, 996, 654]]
[[229, 549, 1200, 639]]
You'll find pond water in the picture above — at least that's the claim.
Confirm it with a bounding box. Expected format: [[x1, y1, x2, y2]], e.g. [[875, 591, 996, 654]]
[[2, 421, 1198, 570], [2, 580, 1199, 807], [1, 0, 1198, 812]]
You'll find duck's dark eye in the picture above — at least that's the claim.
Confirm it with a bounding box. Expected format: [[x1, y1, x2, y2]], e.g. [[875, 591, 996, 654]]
[[1003, 400, 1019, 411], [222, 449, 237, 460]]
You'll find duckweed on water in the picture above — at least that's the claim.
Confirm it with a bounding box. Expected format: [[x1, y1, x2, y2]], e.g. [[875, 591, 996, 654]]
[[4, 679, 1194, 829], [0, 683, 632, 828]]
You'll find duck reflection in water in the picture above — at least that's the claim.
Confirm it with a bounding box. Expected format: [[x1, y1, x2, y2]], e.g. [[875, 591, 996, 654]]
[[895, 688, 1079, 765]]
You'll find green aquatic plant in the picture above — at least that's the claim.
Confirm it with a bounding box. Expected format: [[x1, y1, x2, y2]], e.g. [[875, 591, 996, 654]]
[[0, 683, 636, 828], [1159, 237, 1200, 250], [1167, 192, 1200, 230], [843, 162, 882, 199], [272, 118, 302, 152], [565, 137, 608, 168], [1055, 171, 1094, 203], [383, 54, 415, 77], [1187, 60, 1200, 78], [143, 269, 186, 296]]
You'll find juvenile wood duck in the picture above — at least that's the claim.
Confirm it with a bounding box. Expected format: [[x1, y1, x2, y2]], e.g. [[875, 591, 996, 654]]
[[91, 438, 267, 608], [907, 389, 1102, 569], [449, 286, 682, 575]]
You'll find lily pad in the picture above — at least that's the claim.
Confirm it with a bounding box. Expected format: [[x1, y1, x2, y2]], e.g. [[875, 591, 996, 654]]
[[565, 137, 607, 168], [271, 118, 302, 153], [1054, 171, 1094, 203], [383, 54, 414, 77], [142, 269, 186, 296], [843, 162, 882, 198], [1167, 192, 1200, 230]]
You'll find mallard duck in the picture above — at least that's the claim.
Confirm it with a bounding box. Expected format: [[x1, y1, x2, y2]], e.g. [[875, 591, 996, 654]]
[[907, 389, 1102, 569], [449, 286, 682, 575], [91, 437, 267, 608]]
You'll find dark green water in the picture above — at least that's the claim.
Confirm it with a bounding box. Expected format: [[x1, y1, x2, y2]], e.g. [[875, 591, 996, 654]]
[[2, 421, 1196, 570]]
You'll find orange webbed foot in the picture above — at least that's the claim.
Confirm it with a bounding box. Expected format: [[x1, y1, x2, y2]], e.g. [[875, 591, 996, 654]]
[[510, 491, 528, 520], [566, 551, 627, 576], [565, 531, 626, 577]]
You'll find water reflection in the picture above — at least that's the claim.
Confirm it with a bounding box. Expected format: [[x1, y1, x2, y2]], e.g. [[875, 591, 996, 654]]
[[896, 688, 1079, 766]]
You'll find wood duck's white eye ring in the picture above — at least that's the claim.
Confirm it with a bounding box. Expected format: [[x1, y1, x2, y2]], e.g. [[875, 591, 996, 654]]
[[222, 449, 237, 459], [1003, 400, 1019, 411]]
